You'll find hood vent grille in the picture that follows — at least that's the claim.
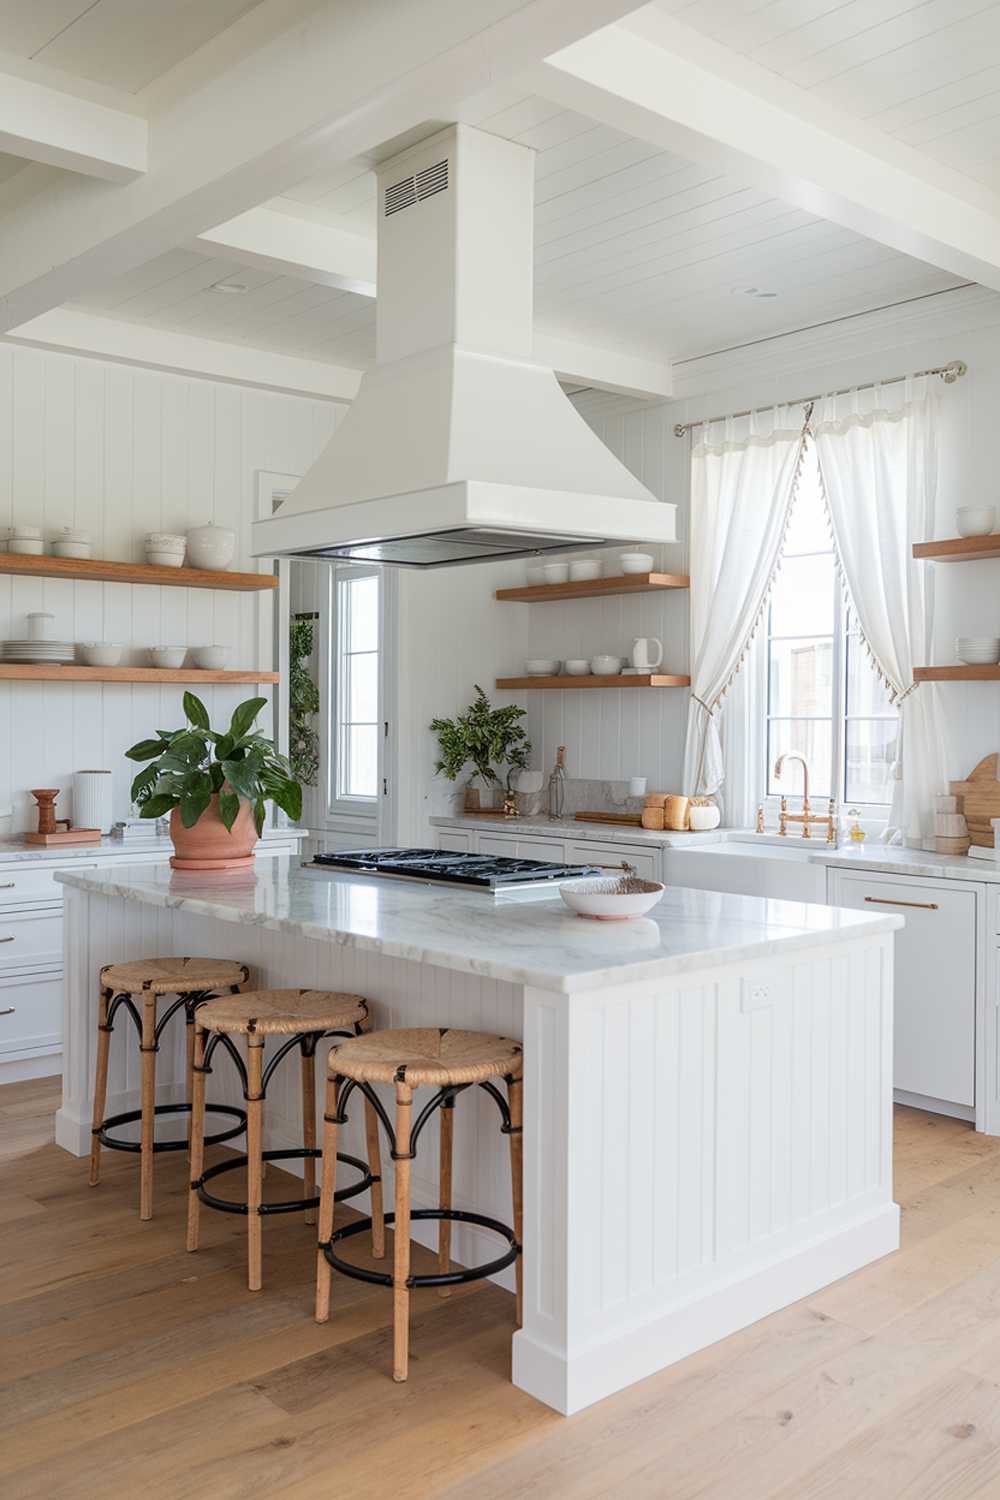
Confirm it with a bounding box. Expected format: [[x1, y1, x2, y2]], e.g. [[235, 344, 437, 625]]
[[384, 157, 449, 217]]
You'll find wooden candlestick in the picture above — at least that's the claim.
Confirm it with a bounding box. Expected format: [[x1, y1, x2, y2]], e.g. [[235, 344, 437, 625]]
[[24, 787, 102, 846]]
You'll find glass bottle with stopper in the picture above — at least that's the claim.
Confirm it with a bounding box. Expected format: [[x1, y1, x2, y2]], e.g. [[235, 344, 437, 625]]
[[547, 745, 567, 821]]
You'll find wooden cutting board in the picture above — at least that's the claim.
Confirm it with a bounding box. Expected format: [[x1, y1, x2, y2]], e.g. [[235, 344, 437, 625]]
[[950, 754, 1000, 847], [575, 811, 643, 827]]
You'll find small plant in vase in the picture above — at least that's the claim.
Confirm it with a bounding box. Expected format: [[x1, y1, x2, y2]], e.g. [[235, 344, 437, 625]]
[[126, 693, 301, 870], [431, 685, 531, 814]]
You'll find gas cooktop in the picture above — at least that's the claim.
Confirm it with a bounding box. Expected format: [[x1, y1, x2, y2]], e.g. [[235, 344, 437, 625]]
[[309, 847, 601, 891]]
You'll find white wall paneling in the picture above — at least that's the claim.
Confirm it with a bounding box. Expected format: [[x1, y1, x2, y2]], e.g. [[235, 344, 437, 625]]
[[0, 343, 337, 831]]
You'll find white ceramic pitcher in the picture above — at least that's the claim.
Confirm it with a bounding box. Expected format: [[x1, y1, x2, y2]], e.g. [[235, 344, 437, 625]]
[[631, 636, 663, 672]]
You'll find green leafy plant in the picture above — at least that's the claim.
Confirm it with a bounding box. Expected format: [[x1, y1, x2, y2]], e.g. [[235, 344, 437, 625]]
[[125, 693, 302, 836], [431, 684, 531, 792], [289, 614, 320, 787]]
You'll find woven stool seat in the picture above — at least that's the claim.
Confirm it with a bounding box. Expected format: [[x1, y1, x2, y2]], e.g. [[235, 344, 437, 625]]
[[100, 956, 249, 995], [330, 1025, 522, 1088], [196, 989, 368, 1037]]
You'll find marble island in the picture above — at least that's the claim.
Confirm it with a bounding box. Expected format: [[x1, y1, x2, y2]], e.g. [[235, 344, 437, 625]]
[[56, 858, 901, 1415]]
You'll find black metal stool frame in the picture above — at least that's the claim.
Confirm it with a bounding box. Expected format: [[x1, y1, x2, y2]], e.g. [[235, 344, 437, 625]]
[[94, 984, 247, 1157], [318, 1075, 521, 1291]]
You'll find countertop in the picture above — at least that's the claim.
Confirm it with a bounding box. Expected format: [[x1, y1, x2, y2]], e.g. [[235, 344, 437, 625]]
[[0, 826, 304, 865], [429, 814, 719, 848], [56, 858, 900, 994]]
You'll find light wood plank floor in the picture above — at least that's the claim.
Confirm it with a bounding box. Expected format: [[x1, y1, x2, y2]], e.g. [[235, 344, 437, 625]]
[[4, 1080, 1000, 1499]]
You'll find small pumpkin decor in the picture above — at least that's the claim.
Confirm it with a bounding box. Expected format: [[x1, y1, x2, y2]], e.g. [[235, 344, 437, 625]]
[[125, 693, 302, 870], [688, 796, 722, 832]]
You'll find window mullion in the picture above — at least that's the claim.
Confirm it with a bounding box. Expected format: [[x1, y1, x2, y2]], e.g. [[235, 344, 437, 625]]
[[831, 591, 847, 806]]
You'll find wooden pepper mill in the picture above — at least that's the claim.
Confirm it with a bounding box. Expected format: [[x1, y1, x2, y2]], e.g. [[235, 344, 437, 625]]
[[24, 788, 101, 846]]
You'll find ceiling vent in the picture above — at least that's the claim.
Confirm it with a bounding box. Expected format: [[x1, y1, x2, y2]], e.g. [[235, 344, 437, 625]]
[[383, 158, 449, 217]]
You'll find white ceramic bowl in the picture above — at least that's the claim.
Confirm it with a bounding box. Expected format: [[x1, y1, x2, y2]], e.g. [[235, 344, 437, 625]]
[[525, 658, 560, 675], [956, 507, 996, 538], [590, 654, 621, 675], [957, 637, 1000, 664], [560, 876, 665, 921], [569, 558, 601, 581], [150, 646, 186, 669], [55, 527, 91, 544], [619, 551, 654, 574], [53, 541, 92, 559], [526, 563, 546, 585], [191, 645, 231, 670], [145, 532, 186, 550], [10, 525, 41, 541], [146, 549, 186, 568], [7, 540, 43, 555], [564, 659, 591, 675], [542, 561, 570, 584], [79, 643, 123, 667]]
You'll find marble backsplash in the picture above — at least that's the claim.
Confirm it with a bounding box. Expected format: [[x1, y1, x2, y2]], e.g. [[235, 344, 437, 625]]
[[428, 775, 652, 821]]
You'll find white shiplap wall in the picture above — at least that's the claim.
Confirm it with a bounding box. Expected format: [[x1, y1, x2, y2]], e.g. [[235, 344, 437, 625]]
[[0, 343, 337, 831]]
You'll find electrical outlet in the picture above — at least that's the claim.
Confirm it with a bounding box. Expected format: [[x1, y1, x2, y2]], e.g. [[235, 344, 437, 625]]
[[750, 984, 770, 1005]]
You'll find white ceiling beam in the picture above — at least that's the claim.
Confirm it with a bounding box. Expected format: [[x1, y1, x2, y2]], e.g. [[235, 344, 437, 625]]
[[530, 6, 1000, 293], [5, 309, 361, 402], [196, 207, 376, 296], [0, 0, 641, 333], [0, 71, 146, 181]]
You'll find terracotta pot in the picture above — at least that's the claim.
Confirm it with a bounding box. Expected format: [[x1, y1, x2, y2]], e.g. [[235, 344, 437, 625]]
[[169, 794, 257, 871]]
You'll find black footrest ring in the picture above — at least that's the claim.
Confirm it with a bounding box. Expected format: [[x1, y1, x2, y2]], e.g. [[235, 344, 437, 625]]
[[195, 1149, 372, 1217], [97, 1102, 246, 1154], [320, 1207, 520, 1289]]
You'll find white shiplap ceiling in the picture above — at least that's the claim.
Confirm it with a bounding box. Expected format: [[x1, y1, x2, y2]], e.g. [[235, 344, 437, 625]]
[[0, 0, 265, 93], [656, 0, 1000, 190]]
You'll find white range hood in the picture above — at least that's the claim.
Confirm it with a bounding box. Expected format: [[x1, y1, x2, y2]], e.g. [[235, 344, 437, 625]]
[[253, 125, 676, 567]]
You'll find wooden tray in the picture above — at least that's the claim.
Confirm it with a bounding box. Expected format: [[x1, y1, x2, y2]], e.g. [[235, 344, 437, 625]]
[[950, 755, 1000, 847], [23, 828, 102, 845], [574, 811, 643, 827]]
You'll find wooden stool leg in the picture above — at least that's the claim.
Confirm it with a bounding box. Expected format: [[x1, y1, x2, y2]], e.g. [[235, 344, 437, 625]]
[[301, 1044, 317, 1226], [364, 1092, 385, 1259], [508, 1075, 523, 1327], [187, 1024, 208, 1252], [185, 1005, 197, 1149], [139, 993, 157, 1221], [89, 989, 112, 1187], [393, 1081, 413, 1383], [437, 1094, 455, 1295], [246, 1036, 265, 1291], [315, 1073, 340, 1324]]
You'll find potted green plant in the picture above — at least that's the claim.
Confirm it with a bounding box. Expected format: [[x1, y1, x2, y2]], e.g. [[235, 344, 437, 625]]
[[431, 684, 531, 812], [125, 693, 302, 870]]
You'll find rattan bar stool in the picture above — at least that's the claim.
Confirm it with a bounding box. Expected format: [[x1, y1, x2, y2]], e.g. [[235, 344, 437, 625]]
[[187, 989, 382, 1291], [90, 956, 251, 1221], [315, 1026, 523, 1383]]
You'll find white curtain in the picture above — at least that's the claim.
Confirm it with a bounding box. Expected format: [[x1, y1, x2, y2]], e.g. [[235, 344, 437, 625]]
[[813, 377, 947, 846], [683, 406, 808, 798]]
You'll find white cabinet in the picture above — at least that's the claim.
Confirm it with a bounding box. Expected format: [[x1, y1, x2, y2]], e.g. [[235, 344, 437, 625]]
[[0, 969, 62, 1073], [436, 831, 472, 854], [829, 869, 976, 1112], [477, 832, 572, 863], [566, 840, 661, 881]]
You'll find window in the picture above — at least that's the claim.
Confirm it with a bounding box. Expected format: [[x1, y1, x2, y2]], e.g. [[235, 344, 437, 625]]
[[332, 568, 380, 805], [764, 444, 898, 810]]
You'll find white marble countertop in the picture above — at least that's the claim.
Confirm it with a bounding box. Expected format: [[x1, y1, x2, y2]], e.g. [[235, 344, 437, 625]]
[[0, 826, 304, 865], [56, 857, 900, 994], [429, 814, 718, 848]]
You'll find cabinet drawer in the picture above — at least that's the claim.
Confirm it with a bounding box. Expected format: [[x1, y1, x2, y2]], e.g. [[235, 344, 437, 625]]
[[436, 832, 472, 854], [831, 872, 975, 1108], [566, 841, 661, 881], [0, 865, 91, 909], [0, 969, 62, 1061], [0, 909, 62, 972]]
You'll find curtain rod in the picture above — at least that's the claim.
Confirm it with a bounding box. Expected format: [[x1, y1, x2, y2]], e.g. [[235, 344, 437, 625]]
[[672, 359, 967, 438]]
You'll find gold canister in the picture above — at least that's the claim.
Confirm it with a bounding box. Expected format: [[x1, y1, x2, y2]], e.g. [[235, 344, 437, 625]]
[[644, 792, 668, 809], [641, 806, 665, 830], [664, 794, 690, 831]]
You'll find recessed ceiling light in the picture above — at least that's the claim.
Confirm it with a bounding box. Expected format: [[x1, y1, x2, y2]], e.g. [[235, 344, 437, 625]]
[[731, 285, 778, 300], [212, 279, 249, 295]]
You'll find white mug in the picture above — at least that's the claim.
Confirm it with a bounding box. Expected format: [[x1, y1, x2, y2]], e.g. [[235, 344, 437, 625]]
[[27, 612, 55, 641], [631, 636, 663, 672]]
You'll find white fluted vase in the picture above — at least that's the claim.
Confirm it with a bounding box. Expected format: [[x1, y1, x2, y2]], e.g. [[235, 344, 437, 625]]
[[73, 770, 113, 833]]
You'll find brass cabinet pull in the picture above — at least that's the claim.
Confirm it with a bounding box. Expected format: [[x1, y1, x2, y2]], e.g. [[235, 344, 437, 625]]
[[0, 935, 15, 942], [0, 1007, 14, 1016], [864, 896, 939, 911], [0, 882, 14, 889]]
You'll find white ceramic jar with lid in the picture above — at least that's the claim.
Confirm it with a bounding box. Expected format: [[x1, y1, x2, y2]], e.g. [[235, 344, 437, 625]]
[[186, 523, 236, 571]]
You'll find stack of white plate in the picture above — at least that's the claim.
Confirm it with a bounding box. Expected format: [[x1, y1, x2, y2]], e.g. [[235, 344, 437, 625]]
[[1, 640, 76, 665], [956, 637, 1000, 665]]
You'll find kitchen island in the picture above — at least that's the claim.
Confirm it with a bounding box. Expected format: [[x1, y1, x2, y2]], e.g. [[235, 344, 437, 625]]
[[56, 858, 901, 1415]]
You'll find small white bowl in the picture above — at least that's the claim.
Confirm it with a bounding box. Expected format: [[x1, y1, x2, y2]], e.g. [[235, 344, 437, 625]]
[[7, 540, 43, 555], [569, 558, 601, 581], [191, 645, 231, 670], [564, 659, 591, 675], [526, 563, 546, 585], [150, 646, 186, 669], [525, 658, 560, 676], [956, 507, 996, 538], [79, 643, 123, 667], [957, 638, 1000, 664], [145, 532, 186, 550], [146, 549, 186, 568], [619, 551, 654, 574], [55, 527, 91, 544], [53, 541, 92, 559], [10, 525, 42, 541], [590, 655, 621, 675], [542, 561, 570, 584], [560, 876, 665, 921]]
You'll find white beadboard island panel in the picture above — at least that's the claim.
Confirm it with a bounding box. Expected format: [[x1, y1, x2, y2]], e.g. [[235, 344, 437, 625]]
[[58, 864, 900, 1414]]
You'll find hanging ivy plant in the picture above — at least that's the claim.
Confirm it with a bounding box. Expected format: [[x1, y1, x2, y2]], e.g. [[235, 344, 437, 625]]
[[289, 614, 320, 787]]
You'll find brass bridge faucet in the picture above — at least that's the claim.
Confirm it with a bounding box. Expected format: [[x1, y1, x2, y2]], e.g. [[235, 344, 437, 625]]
[[773, 753, 837, 843]]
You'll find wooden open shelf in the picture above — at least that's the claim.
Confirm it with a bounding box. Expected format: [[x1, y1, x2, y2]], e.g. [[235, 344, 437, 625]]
[[496, 572, 689, 603], [496, 673, 690, 690], [0, 665, 278, 684], [913, 535, 1000, 564], [0, 552, 276, 591], [914, 666, 1000, 682]]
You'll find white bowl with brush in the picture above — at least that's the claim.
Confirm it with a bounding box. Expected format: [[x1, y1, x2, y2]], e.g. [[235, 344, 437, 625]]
[[559, 864, 665, 920]]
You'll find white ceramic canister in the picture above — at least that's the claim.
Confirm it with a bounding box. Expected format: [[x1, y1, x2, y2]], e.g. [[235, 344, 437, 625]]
[[186, 523, 236, 571], [27, 612, 55, 641], [73, 770, 113, 834]]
